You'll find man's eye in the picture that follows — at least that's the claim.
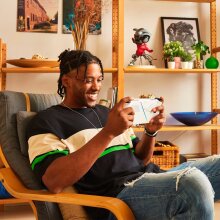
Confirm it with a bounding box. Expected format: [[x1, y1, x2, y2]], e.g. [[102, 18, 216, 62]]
[[85, 78, 93, 83], [85, 77, 103, 83], [97, 77, 104, 82]]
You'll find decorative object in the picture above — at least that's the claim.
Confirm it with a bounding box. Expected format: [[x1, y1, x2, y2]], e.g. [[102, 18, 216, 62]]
[[170, 112, 218, 126], [72, 0, 99, 50], [17, 0, 58, 33], [205, 56, 219, 69], [128, 28, 156, 67], [192, 40, 210, 69], [62, 0, 102, 49], [162, 41, 184, 68], [161, 17, 200, 53], [6, 59, 59, 68]]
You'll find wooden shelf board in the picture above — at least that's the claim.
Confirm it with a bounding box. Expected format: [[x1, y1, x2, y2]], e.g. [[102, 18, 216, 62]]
[[124, 67, 220, 74], [159, 0, 215, 3], [134, 124, 220, 132], [1, 67, 117, 73]]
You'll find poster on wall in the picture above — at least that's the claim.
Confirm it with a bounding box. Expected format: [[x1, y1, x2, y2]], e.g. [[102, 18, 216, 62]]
[[17, 0, 58, 33], [62, 0, 101, 35], [161, 17, 200, 53]]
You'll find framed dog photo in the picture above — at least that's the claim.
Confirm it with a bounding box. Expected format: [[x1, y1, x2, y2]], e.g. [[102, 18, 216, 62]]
[[161, 17, 200, 53]]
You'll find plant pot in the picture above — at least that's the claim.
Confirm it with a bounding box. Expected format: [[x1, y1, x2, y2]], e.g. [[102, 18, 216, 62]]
[[181, 61, 188, 69], [188, 61, 194, 69], [194, 60, 204, 69], [174, 57, 181, 69], [168, 61, 175, 69]]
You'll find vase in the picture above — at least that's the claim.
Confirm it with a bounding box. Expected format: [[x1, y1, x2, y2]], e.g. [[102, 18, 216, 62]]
[[168, 61, 175, 69], [194, 60, 204, 69], [188, 61, 194, 69], [174, 57, 181, 69], [181, 61, 188, 69], [205, 56, 219, 69]]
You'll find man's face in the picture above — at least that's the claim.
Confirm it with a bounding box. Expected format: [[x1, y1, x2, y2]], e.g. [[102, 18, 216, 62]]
[[64, 63, 103, 108]]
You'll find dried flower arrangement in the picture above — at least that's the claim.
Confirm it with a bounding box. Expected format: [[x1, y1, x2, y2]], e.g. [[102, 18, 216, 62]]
[[71, 0, 101, 50]]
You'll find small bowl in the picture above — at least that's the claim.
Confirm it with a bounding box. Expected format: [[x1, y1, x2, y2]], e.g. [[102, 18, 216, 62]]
[[170, 112, 218, 126]]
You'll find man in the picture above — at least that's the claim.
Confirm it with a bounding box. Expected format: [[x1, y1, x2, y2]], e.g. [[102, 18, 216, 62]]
[[28, 49, 219, 220]]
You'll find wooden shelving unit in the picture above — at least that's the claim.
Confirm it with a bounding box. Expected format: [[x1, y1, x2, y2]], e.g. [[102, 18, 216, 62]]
[[114, 0, 219, 154], [1, 67, 117, 73], [125, 68, 220, 74], [0, 0, 219, 154], [134, 124, 220, 132]]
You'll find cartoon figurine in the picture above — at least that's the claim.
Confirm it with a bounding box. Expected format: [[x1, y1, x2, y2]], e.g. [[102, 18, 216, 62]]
[[129, 28, 155, 66]]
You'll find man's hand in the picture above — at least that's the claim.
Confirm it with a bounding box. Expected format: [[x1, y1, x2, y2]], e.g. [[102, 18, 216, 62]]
[[144, 97, 166, 133], [103, 97, 134, 138]]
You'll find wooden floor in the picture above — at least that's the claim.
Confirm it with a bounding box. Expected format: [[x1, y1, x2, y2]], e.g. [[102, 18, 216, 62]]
[[0, 202, 220, 219]]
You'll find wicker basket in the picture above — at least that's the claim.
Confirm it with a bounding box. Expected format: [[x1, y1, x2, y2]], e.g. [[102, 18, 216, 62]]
[[151, 141, 180, 170]]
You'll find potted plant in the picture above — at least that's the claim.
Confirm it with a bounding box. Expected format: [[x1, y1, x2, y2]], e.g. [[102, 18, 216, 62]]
[[163, 41, 184, 69], [191, 40, 210, 69], [179, 51, 193, 69]]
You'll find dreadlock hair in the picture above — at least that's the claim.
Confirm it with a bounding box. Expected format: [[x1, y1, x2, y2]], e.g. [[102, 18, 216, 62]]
[[57, 49, 104, 98]]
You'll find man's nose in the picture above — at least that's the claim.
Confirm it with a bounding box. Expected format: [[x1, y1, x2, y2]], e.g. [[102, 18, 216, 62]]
[[91, 80, 101, 89]]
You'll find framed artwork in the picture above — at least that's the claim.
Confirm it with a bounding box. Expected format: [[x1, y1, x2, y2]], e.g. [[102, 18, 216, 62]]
[[62, 0, 101, 35], [161, 17, 200, 53], [17, 0, 58, 33]]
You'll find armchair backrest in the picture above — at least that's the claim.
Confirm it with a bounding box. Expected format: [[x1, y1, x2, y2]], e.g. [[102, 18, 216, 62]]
[[0, 91, 63, 220]]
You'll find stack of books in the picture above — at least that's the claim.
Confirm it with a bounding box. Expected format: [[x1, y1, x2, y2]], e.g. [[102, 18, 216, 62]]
[[180, 153, 210, 163]]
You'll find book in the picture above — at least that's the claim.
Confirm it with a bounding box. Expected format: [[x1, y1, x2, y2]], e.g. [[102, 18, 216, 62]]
[[180, 153, 210, 162], [107, 87, 118, 108]]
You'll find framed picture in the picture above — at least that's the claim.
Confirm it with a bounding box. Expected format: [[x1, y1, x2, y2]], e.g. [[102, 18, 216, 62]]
[[62, 0, 101, 35], [161, 17, 200, 53], [17, 0, 58, 33]]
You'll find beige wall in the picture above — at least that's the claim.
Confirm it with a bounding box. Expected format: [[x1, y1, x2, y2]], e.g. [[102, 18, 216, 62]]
[[1, 0, 220, 154]]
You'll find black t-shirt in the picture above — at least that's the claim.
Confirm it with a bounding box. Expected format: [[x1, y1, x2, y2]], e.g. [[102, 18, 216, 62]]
[[27, 104, 162, 219]]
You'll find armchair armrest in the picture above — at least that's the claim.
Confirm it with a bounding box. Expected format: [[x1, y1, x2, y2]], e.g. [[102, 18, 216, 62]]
[[0, 168, 135, 220]]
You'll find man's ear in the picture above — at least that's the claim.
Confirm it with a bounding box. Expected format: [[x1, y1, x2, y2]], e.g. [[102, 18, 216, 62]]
[[61, 75, 70, 88]]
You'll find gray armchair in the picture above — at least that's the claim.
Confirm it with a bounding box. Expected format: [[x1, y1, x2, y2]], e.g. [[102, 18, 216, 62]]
[[0, 91, 135, 220]]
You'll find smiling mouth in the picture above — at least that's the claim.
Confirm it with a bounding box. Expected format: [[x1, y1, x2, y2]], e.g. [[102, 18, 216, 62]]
[[87, 93, 98, 101]]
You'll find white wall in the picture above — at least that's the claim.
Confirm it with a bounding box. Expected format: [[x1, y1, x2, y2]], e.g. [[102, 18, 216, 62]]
[[1, 0, 220, 154]]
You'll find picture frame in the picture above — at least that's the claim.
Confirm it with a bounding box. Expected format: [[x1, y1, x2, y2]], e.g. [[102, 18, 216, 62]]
[[161, 17, 200, 53], [17, 0, 58, 33], [62, 0, 101, 35]]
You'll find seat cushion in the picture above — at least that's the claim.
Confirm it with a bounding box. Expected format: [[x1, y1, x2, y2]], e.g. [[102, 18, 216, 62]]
[[0, 91, 63, 220], [17, 111, 37, 157], [0, 181, 12, 199], [16, 110, 90, 220], [58, 186, 90, 220]]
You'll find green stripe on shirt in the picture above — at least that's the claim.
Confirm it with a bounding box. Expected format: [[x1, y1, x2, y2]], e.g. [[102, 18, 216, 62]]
[[31, 149, 69, 170], [99, 144, 133, 158]]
